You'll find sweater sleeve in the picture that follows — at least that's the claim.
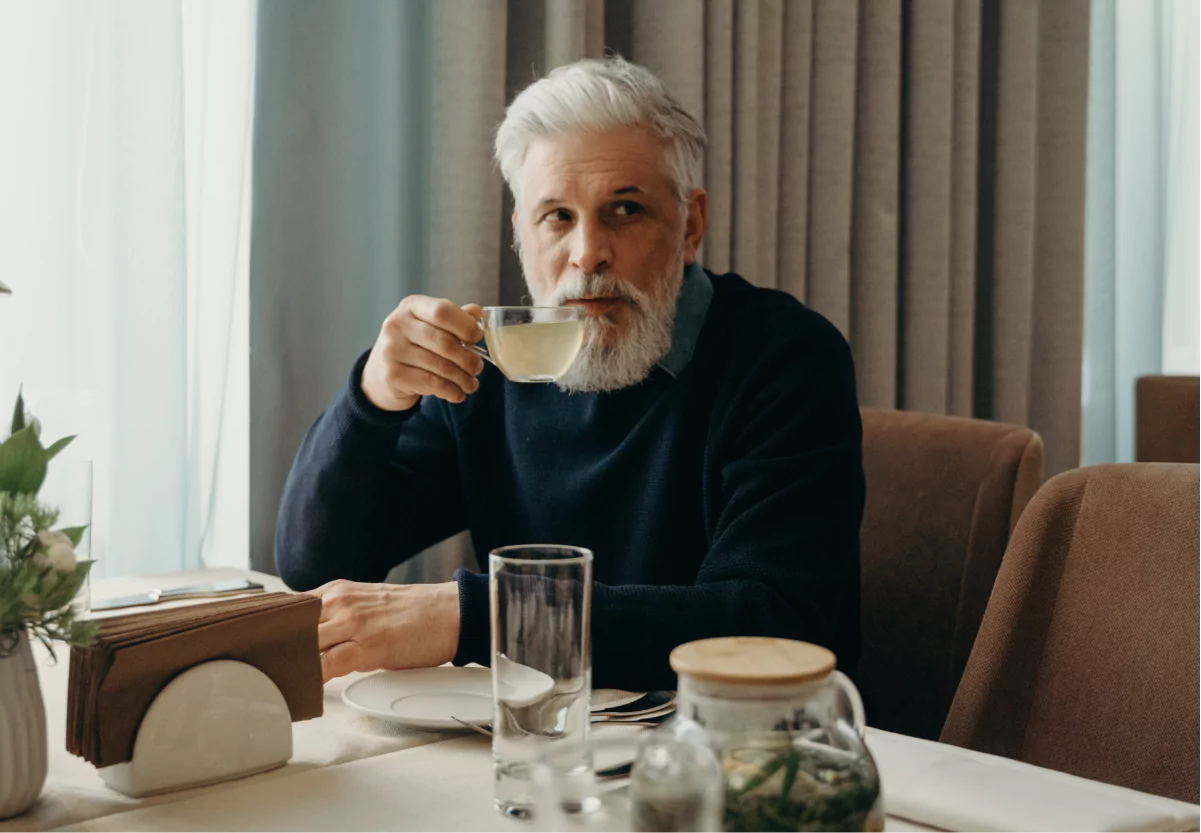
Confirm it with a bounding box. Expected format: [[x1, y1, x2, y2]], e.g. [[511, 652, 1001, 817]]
[[274, 351, 467, 590], [454, 317, 865, 690]]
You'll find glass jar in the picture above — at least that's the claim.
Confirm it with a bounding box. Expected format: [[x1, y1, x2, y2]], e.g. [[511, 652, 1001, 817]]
[[638, 637, 883, 833]]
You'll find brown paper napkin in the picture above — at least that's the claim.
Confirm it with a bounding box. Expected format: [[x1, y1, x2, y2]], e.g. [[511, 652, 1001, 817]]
[[67, 592, 323, 768]]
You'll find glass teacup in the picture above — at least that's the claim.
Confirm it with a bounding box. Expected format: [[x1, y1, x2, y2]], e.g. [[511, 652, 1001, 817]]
[[464, 306, 584, 383]]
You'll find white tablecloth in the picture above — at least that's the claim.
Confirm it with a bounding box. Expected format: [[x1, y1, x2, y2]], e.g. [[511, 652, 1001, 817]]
[[3, 568, 1196, 832], [58, 735, 928, 833]]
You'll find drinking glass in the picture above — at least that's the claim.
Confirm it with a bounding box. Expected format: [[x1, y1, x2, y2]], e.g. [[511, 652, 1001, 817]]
[[490, 544, 593, 817]]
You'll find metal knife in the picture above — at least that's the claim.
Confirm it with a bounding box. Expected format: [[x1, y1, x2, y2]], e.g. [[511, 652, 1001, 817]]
[[90, 579, 266, 611]]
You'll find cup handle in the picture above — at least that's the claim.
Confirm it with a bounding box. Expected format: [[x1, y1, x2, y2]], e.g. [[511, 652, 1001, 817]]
[[830, 670, 867, 737], [462, 342, 498, 367]]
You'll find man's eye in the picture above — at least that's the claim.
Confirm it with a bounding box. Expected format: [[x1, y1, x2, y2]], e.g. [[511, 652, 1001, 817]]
[[613, 201, 644, 217], [543, 209, 572, 223]]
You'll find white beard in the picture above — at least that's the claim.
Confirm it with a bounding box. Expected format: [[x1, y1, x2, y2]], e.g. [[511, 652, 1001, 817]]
[[528, 249, 685, 393]]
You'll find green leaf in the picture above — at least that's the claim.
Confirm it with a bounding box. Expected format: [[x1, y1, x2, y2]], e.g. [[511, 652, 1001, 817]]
[[46, 435, 76, 460], [38, 560, 92, 614], [0, 427, 47, 495], [42, 565, 87, 610], [58, 525, 89, 547], [777, 751, 800, 813], [736, 754, 788, 795], [10, 388, 24, 435]]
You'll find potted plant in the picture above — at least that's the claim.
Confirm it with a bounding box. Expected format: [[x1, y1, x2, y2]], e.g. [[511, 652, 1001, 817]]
[[0, 390, 97, 819]]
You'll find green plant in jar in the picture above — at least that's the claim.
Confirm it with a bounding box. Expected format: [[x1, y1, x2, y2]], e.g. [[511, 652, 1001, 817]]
[[722, 738, 882, 832]]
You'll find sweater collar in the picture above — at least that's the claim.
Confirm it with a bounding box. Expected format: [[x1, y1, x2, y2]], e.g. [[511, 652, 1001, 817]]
[[656, 262, 713, 378]]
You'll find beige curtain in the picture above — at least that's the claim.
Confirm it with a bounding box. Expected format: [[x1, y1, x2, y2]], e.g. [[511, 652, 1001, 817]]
[[251, 0, 1091, 575], [426, 0, 1091, 477]]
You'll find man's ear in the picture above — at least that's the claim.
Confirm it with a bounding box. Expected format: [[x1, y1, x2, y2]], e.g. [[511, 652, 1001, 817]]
[[682, 188, 708, 265]]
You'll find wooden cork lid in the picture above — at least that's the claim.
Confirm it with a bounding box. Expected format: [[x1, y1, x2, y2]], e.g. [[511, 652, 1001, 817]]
[[669, 637, 836, 686]]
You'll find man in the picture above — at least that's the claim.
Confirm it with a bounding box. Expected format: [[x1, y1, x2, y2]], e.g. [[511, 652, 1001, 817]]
[[276, 57, 864, 690]]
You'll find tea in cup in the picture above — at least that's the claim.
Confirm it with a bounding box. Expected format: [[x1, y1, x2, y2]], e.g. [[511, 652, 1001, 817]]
[[465, 306, 584, 383]]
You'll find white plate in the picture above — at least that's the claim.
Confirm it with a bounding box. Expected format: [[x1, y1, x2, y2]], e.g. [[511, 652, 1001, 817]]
[[341, 667, 650, 732], [342, 667, 495, 730], [342, 664, 561, 731]]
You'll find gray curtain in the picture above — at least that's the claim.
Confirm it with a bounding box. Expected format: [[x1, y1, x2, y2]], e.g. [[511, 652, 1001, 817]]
[[250, 0, 1091, 575]]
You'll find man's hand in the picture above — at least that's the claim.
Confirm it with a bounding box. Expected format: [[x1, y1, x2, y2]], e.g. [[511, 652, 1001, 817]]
[[361, 296, 486, 411], [310, 579, 461, 682]]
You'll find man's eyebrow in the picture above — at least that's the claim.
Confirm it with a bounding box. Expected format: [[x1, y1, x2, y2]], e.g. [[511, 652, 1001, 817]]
[[538, 186, 643, 206]]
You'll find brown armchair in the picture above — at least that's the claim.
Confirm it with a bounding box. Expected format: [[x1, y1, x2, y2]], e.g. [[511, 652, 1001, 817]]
[[1136, 376, 1199, 463], [858, 408, 1043, 740], [941, 463, 1200, 803]]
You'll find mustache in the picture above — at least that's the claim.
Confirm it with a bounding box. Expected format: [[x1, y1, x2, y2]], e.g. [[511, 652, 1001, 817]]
[[550, 273, 645, 308]]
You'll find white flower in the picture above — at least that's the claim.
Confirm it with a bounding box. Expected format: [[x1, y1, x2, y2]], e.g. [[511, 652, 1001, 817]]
[[45, 542, 77, 572], [35, 530, 77, 572], [37, 530, 72, 549]]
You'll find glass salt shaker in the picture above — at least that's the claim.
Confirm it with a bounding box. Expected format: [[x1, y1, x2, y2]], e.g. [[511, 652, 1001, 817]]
[[629, 715, 724, 831]]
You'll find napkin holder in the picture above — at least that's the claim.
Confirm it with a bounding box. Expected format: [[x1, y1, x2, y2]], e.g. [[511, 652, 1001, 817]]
[[98, 659, 293, 797]]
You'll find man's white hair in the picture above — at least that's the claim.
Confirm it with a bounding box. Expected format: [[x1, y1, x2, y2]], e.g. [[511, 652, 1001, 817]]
[[494, 56, 707, 203]]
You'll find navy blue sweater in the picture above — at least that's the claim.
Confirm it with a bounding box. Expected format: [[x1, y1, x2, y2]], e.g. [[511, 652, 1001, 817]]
[[275, 271, 864, 690]]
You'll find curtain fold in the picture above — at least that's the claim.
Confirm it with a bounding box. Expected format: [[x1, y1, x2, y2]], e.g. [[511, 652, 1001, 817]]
[[849, 0, 900, 412], [251, 0, 1092, 576]]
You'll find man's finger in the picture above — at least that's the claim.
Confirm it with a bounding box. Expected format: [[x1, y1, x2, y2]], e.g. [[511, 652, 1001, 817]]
[[317, 618, 353, 652], [321, 641, 363, 682], [409, 297, 484, 343], [306, 582, 347, 621], [307, 579, 352, 599], [399, 343, 479, 394], [395, 365, 469, 404], [409, 323, 485, 376]]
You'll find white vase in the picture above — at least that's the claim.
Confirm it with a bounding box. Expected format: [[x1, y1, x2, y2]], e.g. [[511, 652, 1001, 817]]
[[0, 630, 47, 820]]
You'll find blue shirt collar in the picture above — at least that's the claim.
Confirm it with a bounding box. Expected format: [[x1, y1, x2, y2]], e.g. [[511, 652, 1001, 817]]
[[656, 262, 713, 378]]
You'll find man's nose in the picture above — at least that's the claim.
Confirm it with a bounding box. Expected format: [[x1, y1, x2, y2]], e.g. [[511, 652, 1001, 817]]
[[569, 217, 612, 274]]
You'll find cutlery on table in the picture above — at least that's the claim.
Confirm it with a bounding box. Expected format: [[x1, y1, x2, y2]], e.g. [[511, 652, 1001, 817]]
[[450, 716, 494, 738], [591, 690, 675, 720], [90, 579, 266, 611]]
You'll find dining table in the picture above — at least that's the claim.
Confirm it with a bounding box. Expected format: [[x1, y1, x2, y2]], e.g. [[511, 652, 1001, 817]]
[[3, 567, 1197, 833]]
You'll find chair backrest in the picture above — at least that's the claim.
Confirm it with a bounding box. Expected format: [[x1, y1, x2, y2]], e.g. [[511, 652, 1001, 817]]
[[858, 408, 1043, 740], [941, 463, 1200, 803], [1136, 376, 1199, 463]]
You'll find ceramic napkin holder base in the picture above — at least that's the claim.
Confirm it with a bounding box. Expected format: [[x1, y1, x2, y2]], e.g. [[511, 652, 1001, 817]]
[[98, 659, 293, 797]]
